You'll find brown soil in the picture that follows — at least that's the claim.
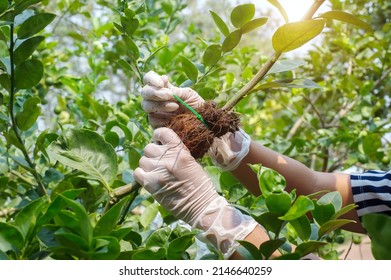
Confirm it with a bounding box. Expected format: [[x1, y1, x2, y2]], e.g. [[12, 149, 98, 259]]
[[167, 102, 240, 159]]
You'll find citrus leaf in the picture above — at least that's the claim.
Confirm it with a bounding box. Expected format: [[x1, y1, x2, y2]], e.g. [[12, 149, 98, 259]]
[[209, 10, 229, 36], [0, 222, 24, 251], [319, 11, 372, 32], [362, 214, 391, 260], [222, 29, 242, 52], [318, 219, 355, 238], [203, 44, 222, 67], [290, 215, 311, 241], [17, 13, 56, 39], [14, 59, 43, 89], [48, 129, 118, 190], [179, 55, 198, 82], [93, 197, 129, 237], [241, 17, 268, 34], [16, 96, 41, 131], [265, 192, 291, 215], [280, 196, 314, 221], [295, 241, 327, 257], [231, 4, 255, 28], [267, 0, 289, 23], [14, 36, 45, 65], [272, 19, 325, 53]]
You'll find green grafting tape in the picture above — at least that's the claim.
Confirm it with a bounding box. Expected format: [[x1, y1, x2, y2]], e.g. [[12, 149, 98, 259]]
[[173, 94, 209, 128]]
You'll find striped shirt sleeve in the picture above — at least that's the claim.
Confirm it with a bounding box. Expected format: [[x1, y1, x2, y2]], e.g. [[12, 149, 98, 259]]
[[350, 170, 391, 218]]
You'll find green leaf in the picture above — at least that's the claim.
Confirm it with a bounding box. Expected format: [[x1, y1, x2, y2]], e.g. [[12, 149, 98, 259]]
[[257, 78, 321, 90], [209, 10, 229, 36], [0, 0, 8, 15], [259, 239, 285, 259], [167, 234, 195, 260], [0, 73, 10, 93], [54, 229, 90, 252], [268, 59, 307, 74], [93, 197, 129, 237], [289, 215, 311, 241], [128, 146, 141, 170], [179, 55, 198, 82], [58, 195, 93, 244], [222, 29, 242, 53], [237, 240, 263, 260], [254, 212, 285, 234], [363, 133, 382, 156], [48, 129, 118, 190], [14, 59, 43, 89], [14, 196, 48, 241], [120, 16, 139, 36], [331, 204, 357, 220], [241, 18, 268, 34], [267, 0, 289, 23], [272, 19, 326, 53], [265, 192, 291, 215], [231, 4, 255, 28], [280, 196, 314, 221], [203, 44, 222, 67], [14, 36, 45, 65], [295, 241, 327, 257], [122, 34, 140, 60], [0, 222, 24, 252], [37, 189, 86, 227], [16, 96, 41, 131], [132, 247, 166, 260], [318, 219, 355, 239], [140, 203, 159, 228], [319, 11, 372, 32], [92, 236, 120, 260], [251, 165, 286, 198], [14, 0, 42, 16], [17, 13, 56, 39], [146, 227, 171, 248], [313, 202, 335, 226], [317, 191, 342, 211], [362, 213, 391, 260]]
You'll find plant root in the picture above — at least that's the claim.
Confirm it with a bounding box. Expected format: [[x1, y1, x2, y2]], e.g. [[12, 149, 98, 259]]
[[167, 102, 240, 159]]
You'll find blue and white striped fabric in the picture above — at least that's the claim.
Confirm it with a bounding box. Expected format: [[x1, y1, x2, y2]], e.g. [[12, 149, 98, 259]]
[[350, 170, 391, 218]]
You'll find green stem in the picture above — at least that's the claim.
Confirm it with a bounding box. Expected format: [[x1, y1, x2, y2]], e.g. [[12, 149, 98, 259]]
[[222, 0, 326, 111], [8, 24, 48, 197]]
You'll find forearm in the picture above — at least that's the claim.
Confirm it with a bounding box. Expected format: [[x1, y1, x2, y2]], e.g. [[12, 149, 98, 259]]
[[231, 140, 364, 233]]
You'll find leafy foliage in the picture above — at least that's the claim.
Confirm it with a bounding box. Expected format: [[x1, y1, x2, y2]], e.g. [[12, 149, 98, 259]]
[[0, 0, 390, 260]]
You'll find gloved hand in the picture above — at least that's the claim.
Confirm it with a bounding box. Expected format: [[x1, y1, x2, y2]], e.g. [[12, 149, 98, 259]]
[[134, 127, 258, 258], [141, 71, 205, 128], [141, 71, 251, 171], [207, 129, 251, 171]]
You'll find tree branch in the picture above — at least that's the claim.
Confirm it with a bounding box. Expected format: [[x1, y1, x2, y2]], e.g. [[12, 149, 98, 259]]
[[222, 0, 326, 111]]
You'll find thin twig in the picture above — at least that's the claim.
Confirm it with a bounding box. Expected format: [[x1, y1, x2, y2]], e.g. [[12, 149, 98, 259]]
[[8, 24, 48, 197]]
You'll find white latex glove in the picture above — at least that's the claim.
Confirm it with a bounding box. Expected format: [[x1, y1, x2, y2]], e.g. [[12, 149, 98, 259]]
[[141, 71, 205, 128], [208, 129, 251, 171], [134, 127, 258, 258]]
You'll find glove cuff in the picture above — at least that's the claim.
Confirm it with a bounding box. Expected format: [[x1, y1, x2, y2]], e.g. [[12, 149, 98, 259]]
[[208, 129, 251, 171], [194, 196, 259, 259]]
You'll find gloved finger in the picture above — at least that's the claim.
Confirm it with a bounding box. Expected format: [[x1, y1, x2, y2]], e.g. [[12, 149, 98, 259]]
[[143, 71, 165, 88], [143, 142, 169, 158], [153, 127, 182, 146], [134, 167, 159, 192], [141, 85, 173, 101], [141, 100, 179, 113], [138, 156, 161, 172]]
